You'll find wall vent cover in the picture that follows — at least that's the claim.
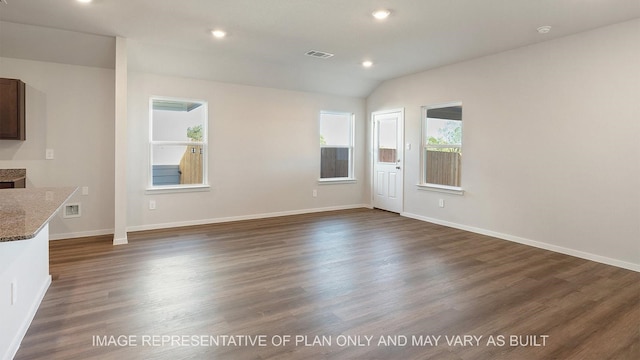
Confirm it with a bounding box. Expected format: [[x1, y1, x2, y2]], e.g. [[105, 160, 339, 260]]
[[305, 50, 334, 59], [63, 203, 81, 218]]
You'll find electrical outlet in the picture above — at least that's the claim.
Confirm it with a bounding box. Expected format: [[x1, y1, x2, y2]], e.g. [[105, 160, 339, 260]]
[[149, 200, 156, 210], [312, 189, 317, 198], [45, 149, 55, 160], [438, 199, 445, 208]]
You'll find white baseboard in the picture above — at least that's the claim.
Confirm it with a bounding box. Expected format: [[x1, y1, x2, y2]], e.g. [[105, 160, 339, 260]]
[[113, 237, 128, 246], [401, 212, 640, 272], [49, 230, 129, 246], [4, 275, 51, 360], [49, 229, 114, 241], [126, 204, 369, 233]]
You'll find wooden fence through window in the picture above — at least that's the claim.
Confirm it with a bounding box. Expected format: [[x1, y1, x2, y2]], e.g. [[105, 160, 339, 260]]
[[180, 145, 203, 184], [426, 150, 461, 187]]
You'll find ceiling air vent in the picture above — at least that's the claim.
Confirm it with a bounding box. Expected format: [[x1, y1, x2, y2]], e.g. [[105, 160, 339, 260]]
[[305, 50, 334, 59]]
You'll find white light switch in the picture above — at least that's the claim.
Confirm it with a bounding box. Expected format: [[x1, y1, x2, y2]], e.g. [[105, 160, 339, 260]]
[[45, 149, 55, 160], [82, 186, 89, 196]]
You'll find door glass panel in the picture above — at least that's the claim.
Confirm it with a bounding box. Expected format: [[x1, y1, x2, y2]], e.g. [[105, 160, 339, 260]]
[[377, 118, 397, 163]]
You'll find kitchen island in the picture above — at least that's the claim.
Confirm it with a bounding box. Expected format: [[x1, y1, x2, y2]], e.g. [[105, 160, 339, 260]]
[[0, 187, 77, 360]]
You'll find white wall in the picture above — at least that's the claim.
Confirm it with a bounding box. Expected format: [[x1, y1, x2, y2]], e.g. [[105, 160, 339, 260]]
[[367, 20, 640, 269], [127, 72, 366, 230], [0, 57, 116, 239]]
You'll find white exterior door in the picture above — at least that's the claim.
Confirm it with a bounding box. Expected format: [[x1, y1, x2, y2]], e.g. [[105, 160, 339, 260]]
[[373, 109, 404, 213]]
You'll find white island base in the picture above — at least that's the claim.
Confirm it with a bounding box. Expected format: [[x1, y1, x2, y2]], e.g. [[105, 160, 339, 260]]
[[0, 225, 52, 360]]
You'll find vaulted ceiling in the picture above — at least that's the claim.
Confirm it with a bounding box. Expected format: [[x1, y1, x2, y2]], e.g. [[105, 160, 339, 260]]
[[1, 0, 638, 97]]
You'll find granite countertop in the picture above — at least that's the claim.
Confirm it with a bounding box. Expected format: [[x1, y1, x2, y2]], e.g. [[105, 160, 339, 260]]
[[0, 169, 26, 182], [0, 187, 77, 242]]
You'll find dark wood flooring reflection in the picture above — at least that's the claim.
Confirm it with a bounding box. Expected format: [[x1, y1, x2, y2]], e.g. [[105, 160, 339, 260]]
[[15, 209, 639, 359]]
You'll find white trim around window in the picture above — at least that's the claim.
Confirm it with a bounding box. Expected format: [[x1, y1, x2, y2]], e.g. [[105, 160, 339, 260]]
[[419, 101, 463, 194], [319, 111, 355, 182], [148, 96, 209, 191]]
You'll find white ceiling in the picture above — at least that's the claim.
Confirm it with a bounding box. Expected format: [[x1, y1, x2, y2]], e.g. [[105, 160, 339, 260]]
[[1, 0, 639, 97]]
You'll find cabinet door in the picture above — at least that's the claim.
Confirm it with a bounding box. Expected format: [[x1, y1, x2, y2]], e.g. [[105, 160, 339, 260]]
[[0, 78, 26, 140]]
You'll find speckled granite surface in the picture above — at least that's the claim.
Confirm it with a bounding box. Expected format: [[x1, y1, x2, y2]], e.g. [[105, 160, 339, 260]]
[[0, 187, 77, 242], [0, 169, 26, 182]]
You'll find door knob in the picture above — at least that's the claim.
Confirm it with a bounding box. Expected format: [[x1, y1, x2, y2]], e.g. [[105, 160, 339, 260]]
[[396, 166, 401, 170]]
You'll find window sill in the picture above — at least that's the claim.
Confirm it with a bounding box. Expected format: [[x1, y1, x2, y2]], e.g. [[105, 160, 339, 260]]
[[145, 184, 211, 194], [417, 183, 464, 195], [318, 178, 357, 185]]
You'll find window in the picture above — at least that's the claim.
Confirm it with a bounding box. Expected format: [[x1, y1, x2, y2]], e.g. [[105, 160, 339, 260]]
[[319, 111, 354, 180], [149, 97, 208, 189], [421, 103, 463, 190]]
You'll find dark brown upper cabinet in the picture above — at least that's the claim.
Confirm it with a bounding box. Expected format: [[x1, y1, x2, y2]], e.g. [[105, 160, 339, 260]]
[[0, 78, 26, 140]]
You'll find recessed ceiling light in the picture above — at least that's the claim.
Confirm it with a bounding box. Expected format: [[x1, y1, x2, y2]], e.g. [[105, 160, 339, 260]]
[[362, 60, 373, 68], [372, 9, 391, 20], [211, 30, 227, 39], [77, 0, 93, 3], [537, 25, 552, 34]]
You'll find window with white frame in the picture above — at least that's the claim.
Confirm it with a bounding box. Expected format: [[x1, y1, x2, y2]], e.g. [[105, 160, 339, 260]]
[[421, 103, 463, 188], [149, 97, 208, 189], [319, 111, 354, 180]]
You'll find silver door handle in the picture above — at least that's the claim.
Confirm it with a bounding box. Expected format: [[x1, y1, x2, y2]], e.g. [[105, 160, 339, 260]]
[[396, 166, 401, 170]]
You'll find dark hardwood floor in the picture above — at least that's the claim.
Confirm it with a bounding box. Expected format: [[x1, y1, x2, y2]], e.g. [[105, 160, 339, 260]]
[[14, 209, 639, 359]]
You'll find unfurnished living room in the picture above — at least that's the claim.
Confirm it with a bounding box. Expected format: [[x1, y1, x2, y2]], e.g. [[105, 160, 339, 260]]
[[0, 1, 638, 359]]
